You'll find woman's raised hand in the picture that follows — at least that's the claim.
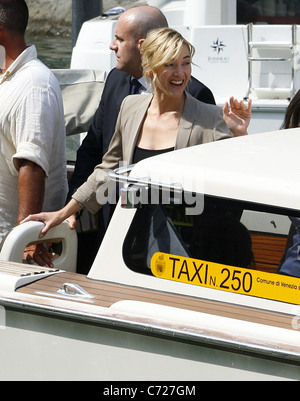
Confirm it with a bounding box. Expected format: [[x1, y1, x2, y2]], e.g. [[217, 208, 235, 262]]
[[223, 97, 252, 137]]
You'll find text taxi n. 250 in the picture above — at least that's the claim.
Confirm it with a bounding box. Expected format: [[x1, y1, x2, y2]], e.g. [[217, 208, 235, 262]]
[[151, 253, 300, 305]]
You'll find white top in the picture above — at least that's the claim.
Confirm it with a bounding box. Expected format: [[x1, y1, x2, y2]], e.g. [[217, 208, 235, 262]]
[[0, 45, 68, 245]]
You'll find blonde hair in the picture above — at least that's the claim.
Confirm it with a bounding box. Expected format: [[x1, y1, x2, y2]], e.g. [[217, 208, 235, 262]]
[[141, 27, 195, 89]]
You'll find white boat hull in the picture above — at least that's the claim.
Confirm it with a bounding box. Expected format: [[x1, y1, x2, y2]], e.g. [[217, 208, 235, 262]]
[[0, 300, 299, 381]]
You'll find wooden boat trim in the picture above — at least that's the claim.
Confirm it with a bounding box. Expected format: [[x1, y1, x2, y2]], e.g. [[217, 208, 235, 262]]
[[0, 271, 297, 363]]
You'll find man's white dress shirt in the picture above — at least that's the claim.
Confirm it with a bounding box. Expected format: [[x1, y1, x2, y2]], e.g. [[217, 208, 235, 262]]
[[0, 45, 68, 245]]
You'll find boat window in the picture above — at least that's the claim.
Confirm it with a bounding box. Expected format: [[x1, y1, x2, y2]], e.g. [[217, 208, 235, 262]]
[[237, 0, 300, 24], [123, 195, 299, 279]]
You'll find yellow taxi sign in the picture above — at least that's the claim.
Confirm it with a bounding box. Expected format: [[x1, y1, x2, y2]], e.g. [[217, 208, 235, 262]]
[[151, 253, 300, 305]]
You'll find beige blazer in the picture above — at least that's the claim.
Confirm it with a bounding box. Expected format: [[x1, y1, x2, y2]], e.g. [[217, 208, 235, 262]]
[[73, 92, 231, 214]]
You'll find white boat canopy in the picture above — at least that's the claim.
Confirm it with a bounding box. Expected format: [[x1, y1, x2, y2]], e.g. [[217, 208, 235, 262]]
[[130, 128, 300, 212]]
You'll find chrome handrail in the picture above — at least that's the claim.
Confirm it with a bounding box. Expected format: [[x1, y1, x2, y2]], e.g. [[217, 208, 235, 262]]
[[108, 165, 184, 194]]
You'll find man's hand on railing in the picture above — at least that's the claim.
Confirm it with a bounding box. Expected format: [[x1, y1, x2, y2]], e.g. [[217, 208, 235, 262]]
[[23, 243, 54, 268]]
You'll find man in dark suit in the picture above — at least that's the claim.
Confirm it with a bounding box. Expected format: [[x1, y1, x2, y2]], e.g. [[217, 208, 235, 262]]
[[68, 6, 216, 273]]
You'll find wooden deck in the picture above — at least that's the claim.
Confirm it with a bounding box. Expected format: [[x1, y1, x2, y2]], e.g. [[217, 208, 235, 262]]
[[251, 233, 288, 273], [16, 271, 295, 332]]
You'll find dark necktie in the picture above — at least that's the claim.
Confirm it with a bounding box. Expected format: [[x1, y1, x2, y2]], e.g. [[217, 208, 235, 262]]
[[130, 78, 142, 94]]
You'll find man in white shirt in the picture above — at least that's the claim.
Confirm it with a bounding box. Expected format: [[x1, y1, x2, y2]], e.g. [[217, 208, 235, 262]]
[[0, 0, 67, 266]]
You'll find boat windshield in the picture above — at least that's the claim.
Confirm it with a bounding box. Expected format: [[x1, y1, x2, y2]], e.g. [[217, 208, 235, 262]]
[[237, 0, 300, 25]]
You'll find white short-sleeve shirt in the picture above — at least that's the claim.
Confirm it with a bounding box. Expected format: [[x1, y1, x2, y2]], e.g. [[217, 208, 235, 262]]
[[0, 45, 68, 245]]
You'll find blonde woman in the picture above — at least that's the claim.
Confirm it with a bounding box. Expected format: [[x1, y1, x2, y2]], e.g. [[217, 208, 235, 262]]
[[22, 27, 252, 247]]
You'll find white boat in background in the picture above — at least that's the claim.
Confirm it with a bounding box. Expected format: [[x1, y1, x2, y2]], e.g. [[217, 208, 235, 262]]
[[52, 0, 300, 155], [70, 0, 300, 135]]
